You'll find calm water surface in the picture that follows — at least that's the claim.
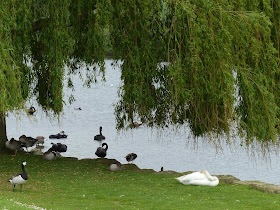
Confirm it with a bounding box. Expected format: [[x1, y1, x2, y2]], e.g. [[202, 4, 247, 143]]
[[6, 60, 280, 185]]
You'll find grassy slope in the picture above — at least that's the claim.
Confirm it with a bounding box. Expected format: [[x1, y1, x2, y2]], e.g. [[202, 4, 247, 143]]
[[0, 153, 279, 209]]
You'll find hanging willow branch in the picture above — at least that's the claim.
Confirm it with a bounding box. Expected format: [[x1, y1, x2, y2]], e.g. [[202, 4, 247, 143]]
[[1, 0, 280, 146], [112, 0, 280, 144]]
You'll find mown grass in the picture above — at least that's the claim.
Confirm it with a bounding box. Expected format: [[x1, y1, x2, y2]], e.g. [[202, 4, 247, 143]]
[[0, 153, 279, 209]]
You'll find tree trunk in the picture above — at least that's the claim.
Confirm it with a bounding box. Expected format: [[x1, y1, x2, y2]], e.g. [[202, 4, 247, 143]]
[[0, 112, 12, 154]]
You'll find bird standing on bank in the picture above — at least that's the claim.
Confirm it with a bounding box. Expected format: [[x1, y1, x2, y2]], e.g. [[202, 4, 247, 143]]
[[8, 162, 28, 192], [95, 143, 108, 158], [19, 135, 38, 152], [5, 138, 24, 156], [36, 136, 45, 146]]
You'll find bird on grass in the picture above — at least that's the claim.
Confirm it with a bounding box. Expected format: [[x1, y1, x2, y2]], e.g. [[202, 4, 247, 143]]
[[125, 153, 137, 163], [95, 143, 108, 158], [19, 135, 38, 152], [109, 161, 122, 171], [5, 138, 24, 156], [51, 143, 67, 153], [36, 136, 45, 146], [175, 170, 219, 186], [43, 148, 58, 160], [8, 162, 28, 192]]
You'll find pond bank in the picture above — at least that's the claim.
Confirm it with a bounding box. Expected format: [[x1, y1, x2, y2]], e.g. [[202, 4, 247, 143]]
[[78, 156, 280, 194]]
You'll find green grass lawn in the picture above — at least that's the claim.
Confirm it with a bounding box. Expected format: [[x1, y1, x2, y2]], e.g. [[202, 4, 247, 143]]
[[0, 153, 279, 209]]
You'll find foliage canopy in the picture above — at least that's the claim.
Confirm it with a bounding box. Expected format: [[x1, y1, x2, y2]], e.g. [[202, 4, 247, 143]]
[[1, 0, 280, 146]]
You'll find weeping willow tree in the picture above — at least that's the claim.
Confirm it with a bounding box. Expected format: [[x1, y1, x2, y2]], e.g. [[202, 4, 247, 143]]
[[1, 0, 280, 153], [112, 0, 280, 148], [0, 0, 109, 152]]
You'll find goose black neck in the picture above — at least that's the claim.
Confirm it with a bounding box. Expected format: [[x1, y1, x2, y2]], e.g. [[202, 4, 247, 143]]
[[102, 143, 108, 151], [22, 164, 26, 174], [21, 163, 28, 180], [99, 127, 102, 135]]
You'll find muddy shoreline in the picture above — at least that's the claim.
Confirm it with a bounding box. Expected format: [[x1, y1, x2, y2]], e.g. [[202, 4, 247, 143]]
[[120, 161, 280, 194], [50, 156, 280, 194]]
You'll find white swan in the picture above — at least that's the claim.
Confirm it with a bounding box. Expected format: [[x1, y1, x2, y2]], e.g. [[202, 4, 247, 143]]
[[175, 170, 219, 186]]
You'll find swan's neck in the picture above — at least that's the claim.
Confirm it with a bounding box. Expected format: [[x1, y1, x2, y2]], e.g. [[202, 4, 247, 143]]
[[201, 170, 215, 181]]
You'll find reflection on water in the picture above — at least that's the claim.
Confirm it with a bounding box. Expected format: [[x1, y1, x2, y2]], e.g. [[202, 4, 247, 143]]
[[6, 60, 280, 186]]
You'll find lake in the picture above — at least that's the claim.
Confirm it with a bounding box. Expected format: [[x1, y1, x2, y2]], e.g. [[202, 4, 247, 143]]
[[6, 60, 280, 186]]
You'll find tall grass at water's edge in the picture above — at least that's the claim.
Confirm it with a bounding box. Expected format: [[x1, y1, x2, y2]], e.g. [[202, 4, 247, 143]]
[[0, 154, 279, 209]]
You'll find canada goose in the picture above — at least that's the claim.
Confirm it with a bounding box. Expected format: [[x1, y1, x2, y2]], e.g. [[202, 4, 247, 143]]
[[5, 138, 24, 156], [27, 106, 36, 115], [125, 153, 137, 163], [36, 144, 44, 150], [51, 143, 67, 153], [36, 136, 45, 146], [30, 147, 44, 155], [19, 135, 38, 152], [43, 148, 57, 160], [175, 170, 219, 186], [94, 126, 105, 143], [8, 162, 28, 192], [49, 131, 68, 139], [95, 143, 108, 158], [109, 161, 122, 171]]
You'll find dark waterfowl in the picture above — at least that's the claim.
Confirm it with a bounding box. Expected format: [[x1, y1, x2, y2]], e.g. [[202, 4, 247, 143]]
[[19, 135, 38, 152], [51, 143, 67, 153], [49, 131, 68, 139], [94, 126, 105, 142], [27, 106, 36, 115], [95, 143, 108, 158], [8, 162, 28, 192], [43, 148, 57, 160], [36, 136, 45, 146], [125, 153, 137, 163], [5, 138, 24, 156]]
